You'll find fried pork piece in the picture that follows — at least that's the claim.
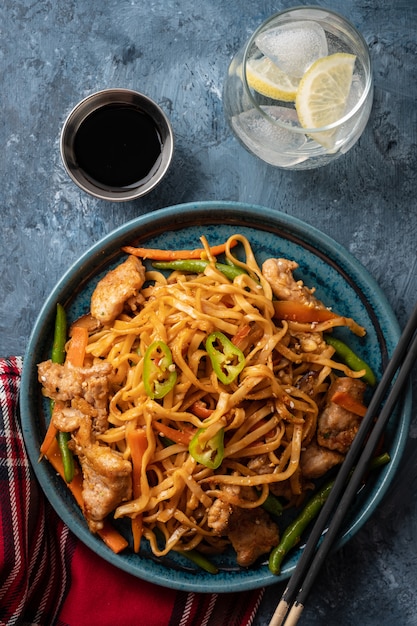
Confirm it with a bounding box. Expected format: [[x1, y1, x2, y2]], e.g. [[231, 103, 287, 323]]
[[207, 497, 233, 535], [300, 441, 344, 479], [207, 485, 279, 566], [228, 507, 279, 567], [52, 404, 132, 533], [317, 376, 367, 454], [207, 484, 240, 535], [262, 258, 323, 307], [38, 360, 112, 433], [90, 255, 146, 323]]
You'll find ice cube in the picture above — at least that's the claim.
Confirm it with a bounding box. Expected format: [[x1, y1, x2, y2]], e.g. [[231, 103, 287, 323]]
[[231, 106, 308, 167], [255, 21, 328, 79]]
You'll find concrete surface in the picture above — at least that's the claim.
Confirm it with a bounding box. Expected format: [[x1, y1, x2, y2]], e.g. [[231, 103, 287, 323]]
[[1, 1, 416, 624]]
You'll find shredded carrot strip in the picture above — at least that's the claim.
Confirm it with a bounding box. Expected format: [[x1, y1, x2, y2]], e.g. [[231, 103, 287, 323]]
[[39, 407, 60, 457], [331, 390, 368, 417], [273, 301, 338, 323], [127, 428, 148, 552], [97, 521, 129, 554], [128, 429, 148, 490], [190, 400, 214, 420], [130, 516, 143, 554], [152, 421, 194, 446], [231, 324, 252, 348], [66, 326, 89, 367], [121, 240, 237, 261]]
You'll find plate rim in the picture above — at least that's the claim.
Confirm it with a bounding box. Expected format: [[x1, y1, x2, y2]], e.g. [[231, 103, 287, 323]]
[[20, 200, 411, 592]]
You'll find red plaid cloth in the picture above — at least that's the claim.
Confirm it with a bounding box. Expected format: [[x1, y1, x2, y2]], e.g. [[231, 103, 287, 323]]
[[0, 357, 264, 626]]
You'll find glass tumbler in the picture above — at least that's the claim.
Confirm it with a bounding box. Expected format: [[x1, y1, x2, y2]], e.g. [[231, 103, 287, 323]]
[[223, 6, 373, 169]]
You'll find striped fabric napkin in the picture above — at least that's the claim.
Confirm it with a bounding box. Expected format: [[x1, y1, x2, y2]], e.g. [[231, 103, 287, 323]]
[[0, 357, 264, 626]]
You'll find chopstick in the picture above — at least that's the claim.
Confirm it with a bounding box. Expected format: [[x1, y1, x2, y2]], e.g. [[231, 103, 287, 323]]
[[270, 301, 417, 626]]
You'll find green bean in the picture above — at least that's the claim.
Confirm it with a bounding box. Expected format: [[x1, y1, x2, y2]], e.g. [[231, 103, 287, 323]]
[[324, 334, 376, 386], [177, 548, 219, 574], [367, 451, 391, 469], [51, 303, 75, 483], [152, 259, 246, 281], [57, 431, 75, 483], [268, 452, 390, 575], [269, 481, 333, 575], [261, 492, 284, 518], [51, 303, 67, 365]]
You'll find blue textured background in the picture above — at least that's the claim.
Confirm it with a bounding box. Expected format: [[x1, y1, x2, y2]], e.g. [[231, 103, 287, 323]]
[[1, 1, 416, 624]]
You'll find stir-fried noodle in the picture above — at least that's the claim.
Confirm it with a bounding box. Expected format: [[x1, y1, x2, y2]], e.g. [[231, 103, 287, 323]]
[[70, 233, 367, 559]]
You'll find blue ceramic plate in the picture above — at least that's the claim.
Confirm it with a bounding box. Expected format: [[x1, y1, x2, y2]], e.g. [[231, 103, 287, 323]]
[[20, 201, 411, 593]]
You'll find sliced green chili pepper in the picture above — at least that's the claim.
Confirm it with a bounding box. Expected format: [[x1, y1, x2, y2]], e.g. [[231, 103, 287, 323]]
[[143, 340, 177, 399], [268, 452, 390, 575], [206, 331, 245, 384], [51, 303, 75, 483], [324, 334, 376, 386], [152, 259, 246, 281], [189, 427, 225, 469]]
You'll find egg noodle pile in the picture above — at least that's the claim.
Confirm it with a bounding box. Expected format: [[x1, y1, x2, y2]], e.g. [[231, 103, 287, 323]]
[[84, 234, 364, 557]]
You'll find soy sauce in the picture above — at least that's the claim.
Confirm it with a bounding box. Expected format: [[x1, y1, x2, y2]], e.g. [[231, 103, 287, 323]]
[[73, 104, 162, 188]]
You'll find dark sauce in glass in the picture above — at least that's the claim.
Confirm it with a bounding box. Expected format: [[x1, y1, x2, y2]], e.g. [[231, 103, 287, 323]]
[[73, 104, 162, 188]]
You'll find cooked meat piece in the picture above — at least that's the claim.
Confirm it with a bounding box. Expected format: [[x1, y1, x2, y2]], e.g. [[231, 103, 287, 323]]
[[78, 443, 132, 533], [262, 258, 323, 307], [295, 331, 328, 354], [38, 360, 112, 404], [269, 480, 294, 501], [52, 404, 86, 432], [206, 481, 279, 566], [300, 440, 344, 479], [38, 360, 113, 433], [207, 498, 233, 535], [62, 412, 132, 533], [228, 507, 279, 567], [125, 292, 146, 313], [90, 255, 146, 323], [317, 377, 367, 454], [207, 483, 242, 535], [44, 383, 131, 532]]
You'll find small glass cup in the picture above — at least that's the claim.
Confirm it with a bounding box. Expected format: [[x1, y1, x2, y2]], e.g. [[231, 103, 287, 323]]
[[61, 89, 174, 201], [223, 6, 373, 170]]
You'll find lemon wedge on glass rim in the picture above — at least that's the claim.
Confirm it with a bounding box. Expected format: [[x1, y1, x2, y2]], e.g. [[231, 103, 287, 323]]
[[295, 52, 356, 149], [246, 56, 299, 102]]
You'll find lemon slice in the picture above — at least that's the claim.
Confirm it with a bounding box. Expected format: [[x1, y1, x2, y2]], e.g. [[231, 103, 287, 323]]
[[295, 52, 356, 148], [246, 56, 299, 102]]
